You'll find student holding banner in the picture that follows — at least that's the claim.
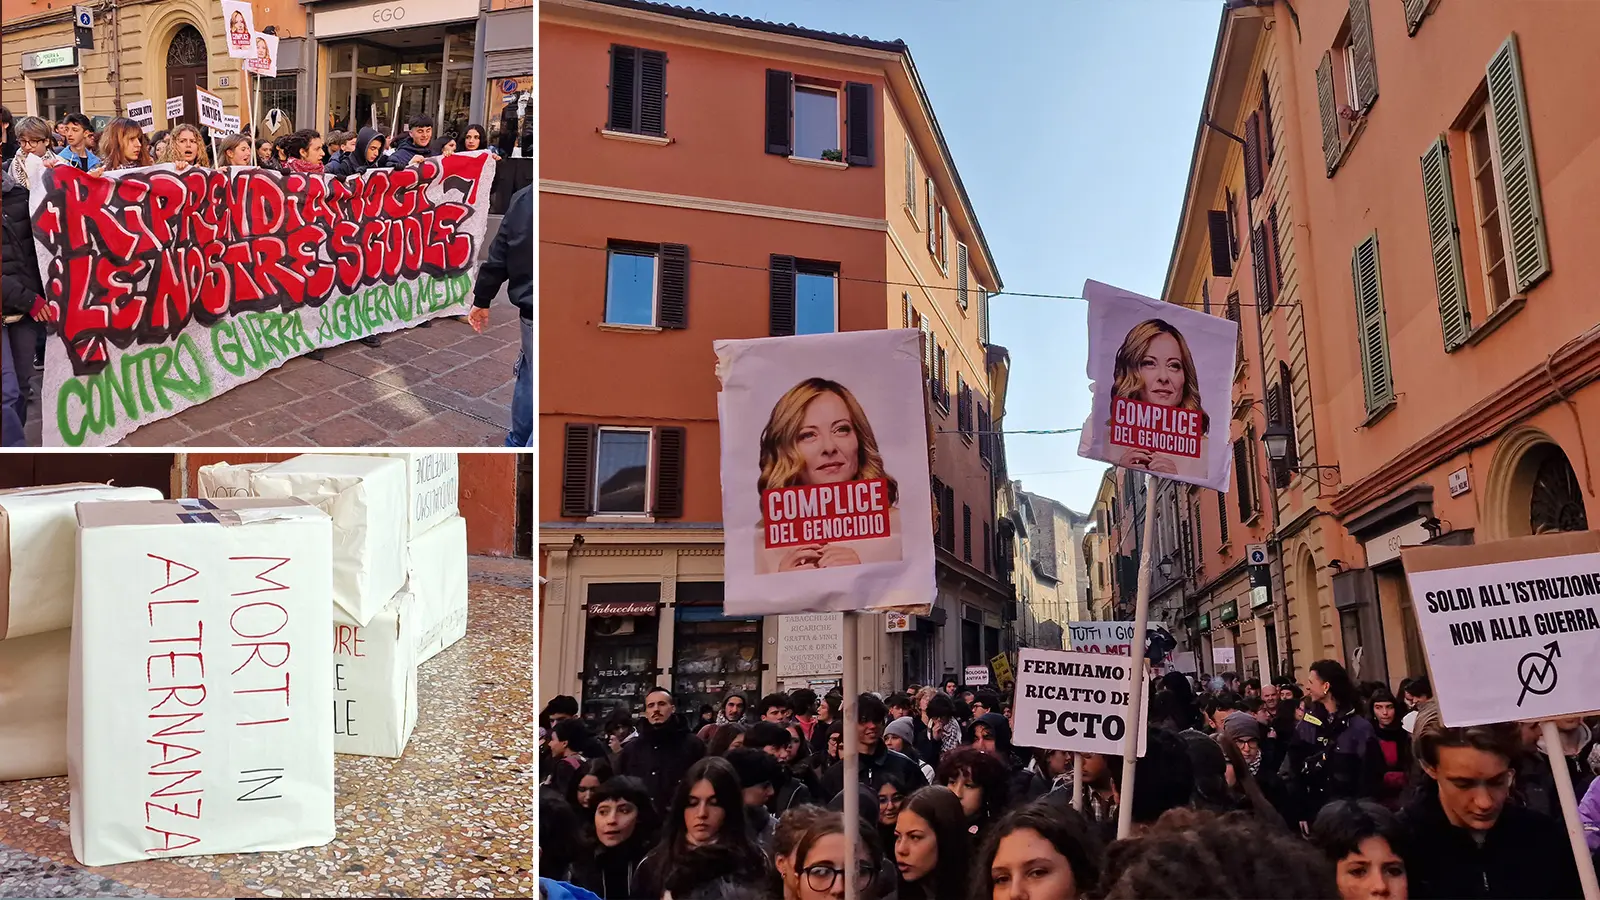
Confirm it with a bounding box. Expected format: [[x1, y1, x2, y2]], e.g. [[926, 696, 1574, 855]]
[[155, 123, 210, 168], [95, 119, 152, 171]]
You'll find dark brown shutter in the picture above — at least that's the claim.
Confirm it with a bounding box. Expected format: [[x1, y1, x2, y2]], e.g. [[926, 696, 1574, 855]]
[[1202, 279, 1211, 315], [1217, 491, 1229, 545], [1264, 380, 1283, 428], [943, 486, 955, 550], [1244, 111, 1263, 199], [1267, 204, 1284, 294], [769, 254, 796, 335], [1260, 71, 1276, 165], [639, 50, 667, 136], [562, 424, 597, 517], [1266, 382, 1290, 490], [902, 293, 911, 328], [1278, 360, 1299, 471], [845, 82, 873, 166], [1233, 438, 1254, 521], [652, 426, 685, 517], [765, 69, 793, 155], [1226, 190, 1240, 260], [608, 45, 637, 132], [657, 243, 688, 329], [1251, 224, 1273, 312], [962, 504, 972, 563], [983, 522, 991, 573], [1207, 211, 1233, 277]]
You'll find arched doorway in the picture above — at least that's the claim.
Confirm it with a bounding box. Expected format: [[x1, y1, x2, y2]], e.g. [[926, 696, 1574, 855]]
[[166, 25, 209, 130], [1296, 550, 1322, 671], [1525, 445, 1589, 534]]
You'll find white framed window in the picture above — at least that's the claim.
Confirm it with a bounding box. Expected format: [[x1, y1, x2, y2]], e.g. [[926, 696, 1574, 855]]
[[792, 84, 841, 161], [795, 265, 838, 334], [595, 427, 652, 515], [604, 246, 659, 326]]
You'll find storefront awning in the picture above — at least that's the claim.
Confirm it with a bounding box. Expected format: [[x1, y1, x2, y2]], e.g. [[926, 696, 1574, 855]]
[[588, 600, 657, 617]]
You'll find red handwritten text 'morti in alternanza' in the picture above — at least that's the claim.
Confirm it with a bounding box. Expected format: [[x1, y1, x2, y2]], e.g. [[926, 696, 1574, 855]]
[[763, 479, 891, 549], [142, 554, 297, 856], [1108, 397, 1202, 459]]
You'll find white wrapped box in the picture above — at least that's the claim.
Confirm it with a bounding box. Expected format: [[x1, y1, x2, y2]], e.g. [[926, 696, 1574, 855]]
[[71, 498, 335, 867], [0, 628, 69, 781], [377, 453, 460, 539], [409, 515, 468, 665], [0, 483, 164, 640], [333, 590, 418, 758], [250, 455, 407, 628], [197, 462, 274, 498]]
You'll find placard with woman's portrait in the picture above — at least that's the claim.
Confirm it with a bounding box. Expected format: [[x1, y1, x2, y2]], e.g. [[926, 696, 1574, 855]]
[[716, 330, 936, 616], [1077, 279, 1238, 491]]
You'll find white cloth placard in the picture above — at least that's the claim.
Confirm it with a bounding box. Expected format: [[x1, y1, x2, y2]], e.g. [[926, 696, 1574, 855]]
[[377, 452, 460, 539], [0, 484, 164, 640], [249, 455, 408, 627], [333, 590, 418, 758], [71, 498, 335, 866], [0, 627, 69, 781], [408, 515, 467, 665]]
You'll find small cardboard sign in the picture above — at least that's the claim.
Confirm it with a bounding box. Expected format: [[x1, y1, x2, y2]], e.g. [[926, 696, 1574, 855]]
[[964, 664, 990, 686], [222, 1, 256, 59], [195, 88, 226, 130], [1012, 648, 1149, 756], [245, 31, 278, 78], [165, 96, 184, 121], [126, 100, 154, 133], [221, 113, 241, 134]]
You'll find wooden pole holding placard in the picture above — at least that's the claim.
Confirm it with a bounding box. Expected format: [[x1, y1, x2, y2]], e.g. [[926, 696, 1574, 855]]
[[1115, 471, 1158, 839], [1540, 720, 1600, 900], [841, 611, 860, 900], [1072, 754, 1084, 812]]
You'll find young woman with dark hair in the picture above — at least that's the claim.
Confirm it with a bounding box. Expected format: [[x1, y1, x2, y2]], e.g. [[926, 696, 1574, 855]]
[[1311, 799, 1408, 900], [566, 756, 614, 816], [1288, 659, 1383, 825], [571, 776, 661, 899], [462, 123, 496, 155], [1368, 686, 1412, 809], [635, 756, 767, 899], [783, 809, 886, 900], [970, 801, 1103, 900], [893, 785, 969, 900], [707, 722, 747, 757], [923, 692, 963, 766], [1098, 808, 1336, 899], [277, 128, 325, 174], [934, 747, 1011, 847], [874, 771, 910, 855]]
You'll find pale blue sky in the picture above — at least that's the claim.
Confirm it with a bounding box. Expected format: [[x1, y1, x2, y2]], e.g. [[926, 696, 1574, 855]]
[[684, 0, 1221, 511]]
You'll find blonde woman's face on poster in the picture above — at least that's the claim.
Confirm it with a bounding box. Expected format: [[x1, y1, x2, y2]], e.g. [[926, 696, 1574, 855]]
[[796, 392, 860, 484], [1138, 332, 1185, 405]]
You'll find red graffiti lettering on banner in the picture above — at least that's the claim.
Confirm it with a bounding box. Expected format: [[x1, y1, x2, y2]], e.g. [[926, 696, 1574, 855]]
[[28, 158, 492, 376]]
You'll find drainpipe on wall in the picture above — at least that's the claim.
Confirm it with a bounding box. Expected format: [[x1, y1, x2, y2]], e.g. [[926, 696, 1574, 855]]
[[111, 0, 123, 114]]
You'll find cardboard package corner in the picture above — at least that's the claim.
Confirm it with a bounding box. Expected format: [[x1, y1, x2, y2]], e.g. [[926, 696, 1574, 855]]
[[0, 628, 70, 781], [333, 589, 419, 758], [197, 462, 276, 499], [249, 455, 408, 627], [375, 452, 461, 539], [0, 483, 165, 640], [409, 515, 468, 665], [70, 498, 335, 867]]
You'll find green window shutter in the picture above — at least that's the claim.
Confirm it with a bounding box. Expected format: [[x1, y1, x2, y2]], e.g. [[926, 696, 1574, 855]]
[[1486, 34, 1551, 294], [1419, 136, 1471, 351], [1349, 0, 1379, 110], [1350, 234, 1394, 413], [1316, 51, 1342, 176]]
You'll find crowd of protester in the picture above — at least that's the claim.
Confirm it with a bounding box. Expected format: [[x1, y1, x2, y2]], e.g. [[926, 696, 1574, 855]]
[[540, 663, 1600, 899], [0, 106, 531, 449]]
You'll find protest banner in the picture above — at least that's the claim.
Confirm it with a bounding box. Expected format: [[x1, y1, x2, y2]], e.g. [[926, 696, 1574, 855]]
[[1012, 648, 1149, 757], [246, 31, 278, 78], [1401, 531, 1600, 727], [1078, 279, 1238, 491], [222, 1, 256, 58], [715, 329, 935, 616], [777, 612, 844, 681], [126, 100, 154, 133], [23, 151, 497, 446], [194, 87, 226, 130], [166, 96, 184, 121], [1066, 620, 1136, 655], [1403, 529, 1600, 900], [964, 664, 990, 686]]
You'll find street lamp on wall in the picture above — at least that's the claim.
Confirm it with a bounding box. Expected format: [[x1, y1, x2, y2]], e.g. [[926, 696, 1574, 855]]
[[1262, 422, 1342, 485], [1158, 557, 1174, 580]]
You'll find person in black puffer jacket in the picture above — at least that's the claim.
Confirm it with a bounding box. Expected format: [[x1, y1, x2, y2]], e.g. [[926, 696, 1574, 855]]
[[326, 126, 386, 178], [617, 687, 707, 816], [1, 168, 46, 445], [470, 183, 532, 447]]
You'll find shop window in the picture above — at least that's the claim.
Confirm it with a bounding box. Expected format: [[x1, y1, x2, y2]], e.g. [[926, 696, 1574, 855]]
[[595, 427, 650, 514], [673, 582, 762, 720], [582, 583, 661, 717], [33, 78, 81, 123]]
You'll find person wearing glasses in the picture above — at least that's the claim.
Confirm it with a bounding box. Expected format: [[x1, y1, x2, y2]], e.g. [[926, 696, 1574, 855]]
[[634, 756, 767, 899], [784, 810, 885, 900], [6, 116, 59, 189]]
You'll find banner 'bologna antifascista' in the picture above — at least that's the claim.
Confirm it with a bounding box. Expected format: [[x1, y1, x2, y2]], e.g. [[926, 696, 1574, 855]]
[[1402, 531, 1600, 727], [716, 329, 935, 616], [1012, 648, 1148, 757], [1077, 279, 1237, 491], [23, 152, 496, 447]]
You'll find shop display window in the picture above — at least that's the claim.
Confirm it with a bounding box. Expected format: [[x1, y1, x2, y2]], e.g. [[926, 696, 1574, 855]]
[[673, 582, 762, 718], [582, 583, 661, 718]]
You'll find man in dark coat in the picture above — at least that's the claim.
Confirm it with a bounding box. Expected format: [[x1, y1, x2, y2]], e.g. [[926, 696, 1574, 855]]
[[820, 693, 929, 799], [384, 114, 435, 168], [1, 169, 45, 445], [617, 687, 706, 815], [469, 183, 531, 446], [1400, 722, 1583, 899]]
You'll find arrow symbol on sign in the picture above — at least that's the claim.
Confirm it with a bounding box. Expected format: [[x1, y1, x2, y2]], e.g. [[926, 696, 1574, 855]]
[[1516, 640, 1561, 707]]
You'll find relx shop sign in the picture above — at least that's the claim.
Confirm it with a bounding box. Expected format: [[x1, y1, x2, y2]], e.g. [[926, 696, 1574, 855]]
[[313, 0, 478, 39]]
